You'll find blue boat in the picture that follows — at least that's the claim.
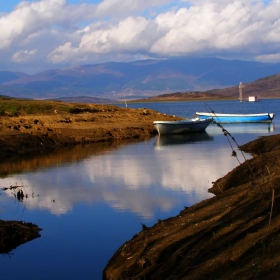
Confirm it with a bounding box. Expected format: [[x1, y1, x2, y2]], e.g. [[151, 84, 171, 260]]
[[195, 112, 275, 123]]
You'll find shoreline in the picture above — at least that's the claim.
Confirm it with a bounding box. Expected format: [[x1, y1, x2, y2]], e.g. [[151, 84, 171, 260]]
[[123, 96, 280, 104]]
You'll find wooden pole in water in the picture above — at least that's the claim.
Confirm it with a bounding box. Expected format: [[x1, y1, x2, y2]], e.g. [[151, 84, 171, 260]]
[[123, 93, 127, 107], [239, 82, 244, 102]]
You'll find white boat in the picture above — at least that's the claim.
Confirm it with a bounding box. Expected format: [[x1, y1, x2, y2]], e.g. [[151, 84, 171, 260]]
[[153, 118, 212, 135], [195, 112, 274, 123]]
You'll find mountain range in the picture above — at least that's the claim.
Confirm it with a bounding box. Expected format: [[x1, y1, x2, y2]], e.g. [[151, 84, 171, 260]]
[[1, 57, 280, 101]]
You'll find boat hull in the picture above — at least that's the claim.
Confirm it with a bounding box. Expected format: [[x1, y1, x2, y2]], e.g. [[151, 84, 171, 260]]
[[153, 118, 212, 135], [195, 112, 274, 123]]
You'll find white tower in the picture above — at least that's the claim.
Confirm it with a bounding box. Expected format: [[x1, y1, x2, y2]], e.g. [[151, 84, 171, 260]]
[[239, 82, 244, 102]]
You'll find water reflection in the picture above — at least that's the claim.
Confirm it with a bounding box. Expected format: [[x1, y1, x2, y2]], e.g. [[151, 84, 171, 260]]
[[16, 189, 24, 201], [0, 138, 147, 177], [155, 132, 213, 147], [0, 135, 249, 219], [0, 124, 271, 219], [209, 122, 275, 134]]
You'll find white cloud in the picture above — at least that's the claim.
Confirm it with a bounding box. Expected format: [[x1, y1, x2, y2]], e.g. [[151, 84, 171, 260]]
[[12, 49, 37, 62], [0, 0, 62, 49], [0, 0, 280, 73], [151, 1, 280, 55], [256, 53, 280, 62], [48, 41, 89, 63], [0, 0, 96, 49], [48, 15, 162, 63], [80, 17, 152, 52]]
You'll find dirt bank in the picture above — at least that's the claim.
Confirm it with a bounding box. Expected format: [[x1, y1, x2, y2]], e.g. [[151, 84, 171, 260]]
[[0, 104, 181, 159], [103, 134, 280, 279]]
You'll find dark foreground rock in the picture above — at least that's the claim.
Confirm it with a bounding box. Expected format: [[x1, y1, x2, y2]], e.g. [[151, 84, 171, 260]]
[[0, 220, 41, 254], [103, 134, 280, 280]]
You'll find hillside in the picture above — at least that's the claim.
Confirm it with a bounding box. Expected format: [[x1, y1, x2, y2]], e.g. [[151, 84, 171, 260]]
[[209, 74, 280, 99], [143, 74, 280, 101], [0, 71, 28, 84], [1, 58, 280, 100]]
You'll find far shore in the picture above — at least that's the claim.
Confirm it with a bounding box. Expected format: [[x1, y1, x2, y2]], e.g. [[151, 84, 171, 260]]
[[119, 96, 280, 104]]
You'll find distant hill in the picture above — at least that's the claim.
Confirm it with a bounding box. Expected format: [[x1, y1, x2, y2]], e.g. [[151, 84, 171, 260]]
[[0, 94, 18, 100], [139, 74, 280, 101], [208, 74, 280, 99], [0, 71, 29, 84], [1, 58, 280, 100]]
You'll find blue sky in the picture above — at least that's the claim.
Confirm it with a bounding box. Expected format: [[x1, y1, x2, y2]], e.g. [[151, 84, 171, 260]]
[[0, 0, 279, 74]]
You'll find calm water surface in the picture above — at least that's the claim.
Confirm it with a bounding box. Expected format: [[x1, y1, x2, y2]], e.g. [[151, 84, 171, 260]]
[[1, 99, 279, 279]]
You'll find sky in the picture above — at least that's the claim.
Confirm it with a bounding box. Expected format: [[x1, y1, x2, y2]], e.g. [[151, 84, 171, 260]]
[[0, 0, 279, 74]]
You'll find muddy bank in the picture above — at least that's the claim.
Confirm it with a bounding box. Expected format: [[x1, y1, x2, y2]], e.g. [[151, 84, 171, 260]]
[[103, 134, 280, 279]]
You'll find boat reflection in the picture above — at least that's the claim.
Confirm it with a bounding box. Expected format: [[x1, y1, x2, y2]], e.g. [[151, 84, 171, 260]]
[[155, 132, 213, 147], [209, 122, 275, 135]]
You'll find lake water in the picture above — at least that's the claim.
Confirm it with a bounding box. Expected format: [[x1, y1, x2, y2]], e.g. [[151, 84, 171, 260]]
[[1, 99, 279, 279]]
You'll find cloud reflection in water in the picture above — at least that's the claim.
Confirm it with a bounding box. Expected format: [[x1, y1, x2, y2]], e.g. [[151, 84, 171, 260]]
[[0, 131, 253, 219]]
